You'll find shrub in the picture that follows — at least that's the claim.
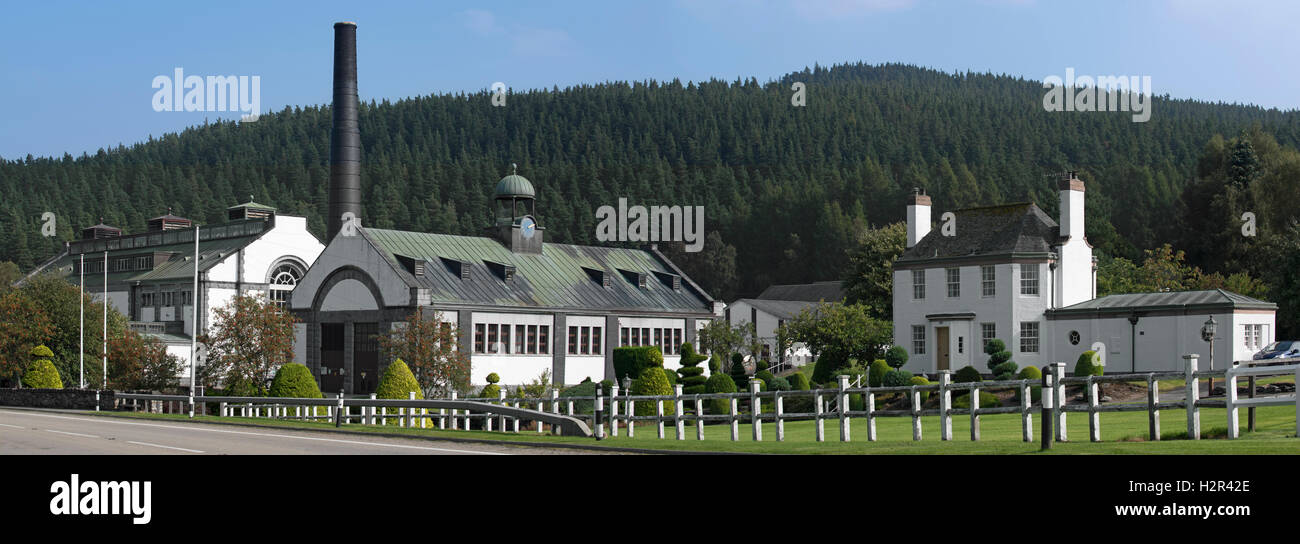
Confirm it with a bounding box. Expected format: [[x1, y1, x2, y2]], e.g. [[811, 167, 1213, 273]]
[[23, 358, 63, 389], [599, 379, 614, 395], [661, 368, 677, 387], [729, 354, 749, 390], [953, 365, 982, 383], [559, 381, 598, 413], [30, 345, 54, 359], [910, 376, 931, 403], [479, 383, 501, 399], [992, 361, 1018, 381], [882, 369, 914, 388], [1074, 350, 1103, 377], [868, 360, 891, 387], [953, 390, 1000, 409], [754, 369, 776, 389], [885, 346, 908, 370], [788, 372, 810, 391], [811, 352, 847, 384], [486, 372, 500, 384], [632, 365, 674, 416], [1017, 366, 1042, 380], [769, 377, 791, 392], [376, 359, 423, 400], [269, 363, 322, 399], [704, 372, 737, 414], [677, 343, 709, 394], [613, 346, 664, 384], [707, 354, 721, 373]]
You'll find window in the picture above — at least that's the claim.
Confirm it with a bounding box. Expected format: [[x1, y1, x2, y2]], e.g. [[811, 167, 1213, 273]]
[[474, 324, 486, 354], [268, 262, 304, 309], [958, 336, 964, 354], [946, 268, 960, 298], [181, 291, 192, 306], [912, 325, 926, 355], [1020, 321, 1040, 353], [487, 324, 499, 354], [142, 292, 155, 307], [527, 325, 538, 354], [568, 326, 579, 355], [621, 327, 630, 347], [500, 324, 511, 354], [1020, 265, 1039, 295], [981, 323, 996, 351], [630, 327, 641, 346], [162, 292, 174, 306], [581, 326, 591, 355], [654, 328, 663, 351], [1245, 324, 1269, 351], [981, 265, 996, 297], [515, 325, 526, 353], [593, 326, 602, 354], [673, 329, 682, 355], [538, 325, 550, 354], [912, 270, 926, 299]]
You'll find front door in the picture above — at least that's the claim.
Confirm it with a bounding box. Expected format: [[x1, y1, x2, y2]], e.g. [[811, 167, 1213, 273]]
[[936, 326, 950, 371], [320, 323, 345, 393], [353, 322, 379, 395]]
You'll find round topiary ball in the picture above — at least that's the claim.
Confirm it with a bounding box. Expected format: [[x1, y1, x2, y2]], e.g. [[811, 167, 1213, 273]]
[[882, 369, 914, 388], [788, 372, 810, 391], [486, 372, 500, 384], [953, 365, 983, 383], [1017, 366, 1042, 380], [30, 345, 54, 359], [1074, 350, 1103, 377], [633, 365, 675, 416], [868, 360, 891, 387], [705, 372, 737, 414]]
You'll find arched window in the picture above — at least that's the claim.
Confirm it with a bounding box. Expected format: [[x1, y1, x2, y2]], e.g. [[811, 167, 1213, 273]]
[[267, 260, 305, 309]]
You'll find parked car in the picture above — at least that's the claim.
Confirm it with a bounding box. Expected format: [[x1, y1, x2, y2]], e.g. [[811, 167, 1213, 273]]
[[1253, 340, 1300, 360]]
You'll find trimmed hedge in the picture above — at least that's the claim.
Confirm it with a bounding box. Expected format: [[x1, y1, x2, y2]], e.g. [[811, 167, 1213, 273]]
[[788, 372, 810, 391], [910, 376, 931, 403], [704, 372, 737, 414], [613, 346, 664, 384], [953, 390, 1000, 409], [754, 369, 776, 389], [23, 358, 63, 389], [677, 343, 709, 394], [868, 360, 891, 387], [376, 359, 423, 400], [992, 361, 1019, 381], [559, 381, 598, 413], [882, 369, 913, 388], [1074, 350, 1103, 377], [269, 363, 323, 399], [1017, 366, 1042, 380], [953, 365, 983, 383], [633, 365, 675, 416]]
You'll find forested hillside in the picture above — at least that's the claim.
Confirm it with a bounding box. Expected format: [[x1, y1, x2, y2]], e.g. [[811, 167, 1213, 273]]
[[3, 62, 1300, 302]]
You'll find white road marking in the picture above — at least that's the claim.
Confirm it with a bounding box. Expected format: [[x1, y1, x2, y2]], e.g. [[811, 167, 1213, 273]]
[[127, 441, 205, 453], [0, 423, 24, 429], [2, 411, 509, 455], [46, 429, 99, 439]]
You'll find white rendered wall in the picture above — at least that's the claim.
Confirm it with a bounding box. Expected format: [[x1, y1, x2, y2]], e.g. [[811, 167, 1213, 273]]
[[618, 316, 687, 369], [469, 312, 555, 386], [906, 204, 931, 248], [243, 215, 324, 282], [1045, 310, 1272, 373]]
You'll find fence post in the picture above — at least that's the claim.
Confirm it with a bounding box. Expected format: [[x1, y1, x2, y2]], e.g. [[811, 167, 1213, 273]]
[[1041, 372, 1053, 451], [1020, 379, 1033, 442], [512, 399, 521, 433], [775, 391, 785, 442], [1147, 374, 1160, 441], [728, 395, 738, 442], [750, 379, 762, 442], [910, 386, 922, 442], [815, 390, 825, 442], [970, 383, 980, 441], [335, 393, 344, 428], [220, 401, 227, 418], [595, 386, 605, 440], [1184, 354, 1200, 440], [673, 384, 684, 441], [865, 382, 877, 442], [1248, 374, 1257, 432], [656, 394, 665, 440], [498, 389, 507, 431], [695, 397, 704, 440], [837, 375, 850, 442], [939, 370, 952, 441], [627, 395, 635, 438], [1226, 365, 1239, 440], [1087, 375, 1100, 442], [449, 391, 458, 430], [610, 384, 620, 437], [1053, 362, 1067, 442], [567, 399, 575, 416], [408, 392, 416, 428]]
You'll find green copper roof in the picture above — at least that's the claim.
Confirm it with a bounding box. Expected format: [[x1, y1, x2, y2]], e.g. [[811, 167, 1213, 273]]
[[362, 227, 713, 315], [494, 174, 535, 198]]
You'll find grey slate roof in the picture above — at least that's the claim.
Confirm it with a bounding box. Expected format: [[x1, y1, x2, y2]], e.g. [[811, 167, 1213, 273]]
[[1047, 289, 1276, 318], [898, 202, 1061, 264], [756, 280, 844, 302], [34, 226, 265, 286], [737, 298, 819, 320], [361, 227, 714, 315]]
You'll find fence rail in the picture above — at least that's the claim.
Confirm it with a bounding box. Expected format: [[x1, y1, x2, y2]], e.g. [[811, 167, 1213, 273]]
[[111, 353, 1298, 445]]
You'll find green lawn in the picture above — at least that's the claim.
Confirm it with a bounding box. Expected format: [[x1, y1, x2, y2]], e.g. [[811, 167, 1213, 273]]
[[84, 404, 1300, 454]]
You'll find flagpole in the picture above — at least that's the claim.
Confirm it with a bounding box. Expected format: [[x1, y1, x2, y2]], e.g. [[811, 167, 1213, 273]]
[[102, 249, 107, 391], [189, 225, 199, 418], [79, 253, 84, 389]]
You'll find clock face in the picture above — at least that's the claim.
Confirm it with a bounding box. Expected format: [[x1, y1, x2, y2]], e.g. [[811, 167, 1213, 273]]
[[520, 216, 536, 238]]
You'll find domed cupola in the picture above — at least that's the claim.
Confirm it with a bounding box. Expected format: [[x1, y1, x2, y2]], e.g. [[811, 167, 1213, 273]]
[[490, 164, 544, 254]]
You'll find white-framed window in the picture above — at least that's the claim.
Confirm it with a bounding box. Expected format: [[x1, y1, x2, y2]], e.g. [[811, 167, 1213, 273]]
[[981, 265, 996, 297], [981, 322, 996, 351], [912, 270, 926, 300], [1020, 321, 1040, 353], [1020, 264, 1039, 296], [267, 261, 305, 309], [946, 268, 960, 298], [912, 325, 926, 355], [1244, 324, 1269, 351]]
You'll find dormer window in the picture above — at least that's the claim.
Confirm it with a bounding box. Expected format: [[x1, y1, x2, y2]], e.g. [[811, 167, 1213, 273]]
[[485, 260, 517, 282], [583, 266, 611, 288], [618, 268, 647, 288]]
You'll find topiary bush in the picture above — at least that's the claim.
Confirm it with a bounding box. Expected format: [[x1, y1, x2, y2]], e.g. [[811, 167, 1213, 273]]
[[729, 354, 749, 390], [1074, 350, 1103, 377], [769, 376, 791, 392], [992, 361, 1019, 381], [953, 390, 1000, 409], [704, 372, 737, 415], [985, 338, 1013, 373], [811, 352, 847, 384], [788, 372, 810, 391], [376, 359, 423, 400], [632, 365, 675, 416], [23, 354, 63, 389], [954, 365, 983, 383], [613, 346, 665, 384], [882, 369, 914, 388], [479, 372, 502, 399], [269, 363, 323, 399], [1017, 366, 1041, 380], [677, 343, 709, 395], [910, 376, 931, 403], [559, 381, 598, 413], [885, 345, 909, 371], [662, 367, 677, 387], [707, 354, 721, 373], [868, 359, 891, 387], [754, 369, 776, 389]]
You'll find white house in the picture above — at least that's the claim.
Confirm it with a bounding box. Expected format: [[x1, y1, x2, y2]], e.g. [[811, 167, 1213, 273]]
[[728, 280, 844, 369], [891, 172, 1277, 375]]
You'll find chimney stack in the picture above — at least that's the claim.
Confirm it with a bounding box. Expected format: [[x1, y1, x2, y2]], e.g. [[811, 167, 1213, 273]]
[[905, 188, 932, 248], [327, 22, 362, 240], [1058, 171, 1084, 240]]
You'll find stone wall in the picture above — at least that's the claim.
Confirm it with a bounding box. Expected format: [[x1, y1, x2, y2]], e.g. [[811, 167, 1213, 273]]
[[0, 388, 114, 410]]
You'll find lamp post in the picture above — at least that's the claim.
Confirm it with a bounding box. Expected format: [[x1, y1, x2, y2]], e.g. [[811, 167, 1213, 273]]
[[1201, 316, 1217, 396]]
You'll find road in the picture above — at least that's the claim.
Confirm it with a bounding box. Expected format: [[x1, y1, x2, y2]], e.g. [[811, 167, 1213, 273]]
[[0, 409, 597, 455]]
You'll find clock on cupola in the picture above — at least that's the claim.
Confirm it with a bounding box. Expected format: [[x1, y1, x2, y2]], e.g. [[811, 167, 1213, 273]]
[[490, 164, 544, 254]]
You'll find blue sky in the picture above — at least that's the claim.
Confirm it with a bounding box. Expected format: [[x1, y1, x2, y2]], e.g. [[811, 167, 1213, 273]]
[[1, 0, 1296, 159]]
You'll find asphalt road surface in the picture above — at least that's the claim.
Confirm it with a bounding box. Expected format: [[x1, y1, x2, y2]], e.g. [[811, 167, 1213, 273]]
[[0, 409, 596, 455]]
